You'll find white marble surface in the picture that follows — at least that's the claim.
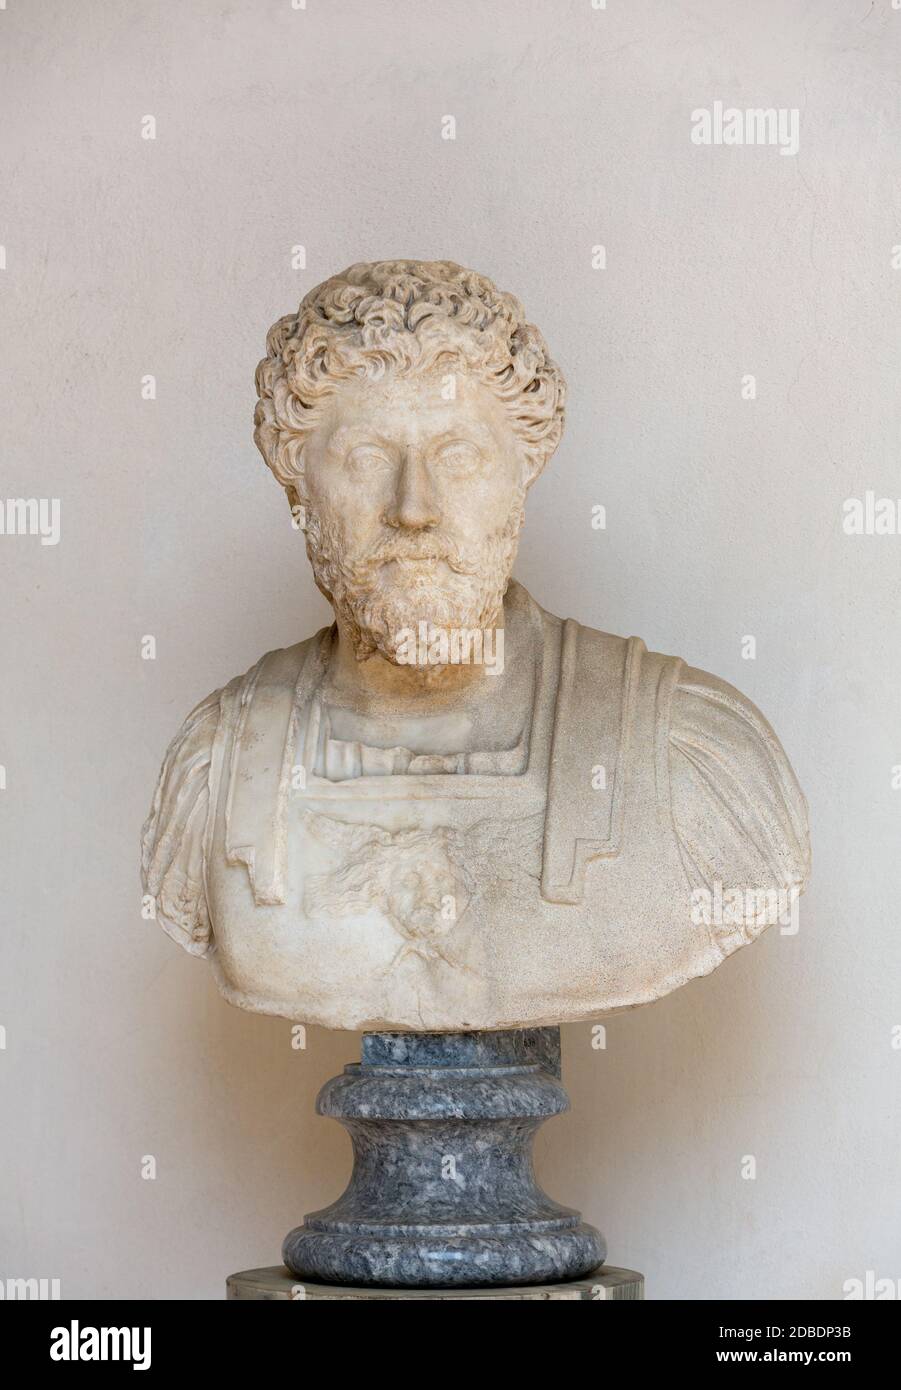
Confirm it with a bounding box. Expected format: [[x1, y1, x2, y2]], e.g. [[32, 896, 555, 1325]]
[[143, 261, 809, 1031]]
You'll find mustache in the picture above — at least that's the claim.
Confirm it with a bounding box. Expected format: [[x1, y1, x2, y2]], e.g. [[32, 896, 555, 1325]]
[[358, 532, 480, 575]]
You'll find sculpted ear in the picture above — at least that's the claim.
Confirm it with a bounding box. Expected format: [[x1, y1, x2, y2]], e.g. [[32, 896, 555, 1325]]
[[285, 485, 306, 531]]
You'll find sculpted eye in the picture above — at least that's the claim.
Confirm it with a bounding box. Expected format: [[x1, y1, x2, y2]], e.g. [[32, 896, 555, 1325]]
[[434, 440, 482, 474], [346, 444, 392, 473]]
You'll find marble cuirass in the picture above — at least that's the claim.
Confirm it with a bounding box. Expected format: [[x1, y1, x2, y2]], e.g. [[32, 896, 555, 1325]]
[[141, 583, 810, 1031]]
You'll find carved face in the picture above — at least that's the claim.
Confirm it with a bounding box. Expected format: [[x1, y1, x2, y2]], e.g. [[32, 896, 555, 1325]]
[[297, 371, 527, 662]]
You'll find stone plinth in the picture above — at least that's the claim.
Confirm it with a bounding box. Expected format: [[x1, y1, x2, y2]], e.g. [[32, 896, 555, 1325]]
[[227, 1265, 644, 1301]]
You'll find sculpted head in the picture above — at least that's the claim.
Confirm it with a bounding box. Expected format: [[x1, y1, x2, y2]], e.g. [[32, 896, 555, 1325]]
[[253, 260, 566, 663]]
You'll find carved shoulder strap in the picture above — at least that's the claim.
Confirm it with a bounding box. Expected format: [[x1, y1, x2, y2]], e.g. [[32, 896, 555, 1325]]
[[222, 628, 332, 905], [540, 621, 644, 905]]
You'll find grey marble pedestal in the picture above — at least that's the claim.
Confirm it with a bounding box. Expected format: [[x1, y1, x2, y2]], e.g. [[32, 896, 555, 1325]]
[[228, 1265, 644, 1300], [281, 1027, 605, 1289]]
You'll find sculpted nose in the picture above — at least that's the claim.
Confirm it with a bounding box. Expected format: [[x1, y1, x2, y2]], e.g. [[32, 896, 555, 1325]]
[[384, 449, 440, 530]]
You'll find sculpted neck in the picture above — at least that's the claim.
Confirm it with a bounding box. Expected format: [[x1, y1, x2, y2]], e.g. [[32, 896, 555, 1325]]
[[325, 601, 510, 717]]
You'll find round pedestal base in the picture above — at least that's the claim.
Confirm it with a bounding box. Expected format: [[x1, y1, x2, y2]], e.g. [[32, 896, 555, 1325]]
[[283, 1028, 605, 1289], [228, 1265, 644, 1301], [285, 1223, 605, 1291]]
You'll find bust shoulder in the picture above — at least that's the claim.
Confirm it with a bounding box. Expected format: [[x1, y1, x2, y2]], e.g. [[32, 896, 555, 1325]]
[[665, 659, 811, 913], [140, 685, 223, 956], [541, 610, 810, 930], [140, 631, 327, 953]]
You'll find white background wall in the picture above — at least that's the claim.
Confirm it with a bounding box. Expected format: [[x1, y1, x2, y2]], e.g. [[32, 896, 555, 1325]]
[[1, 0, 899, 1300]]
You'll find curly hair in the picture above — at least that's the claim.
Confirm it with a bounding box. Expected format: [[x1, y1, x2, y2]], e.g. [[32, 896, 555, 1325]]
[[253, 259, 566, 493]]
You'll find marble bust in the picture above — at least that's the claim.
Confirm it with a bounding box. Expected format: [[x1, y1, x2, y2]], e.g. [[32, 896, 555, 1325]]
[[142, 259, 810, 1033]]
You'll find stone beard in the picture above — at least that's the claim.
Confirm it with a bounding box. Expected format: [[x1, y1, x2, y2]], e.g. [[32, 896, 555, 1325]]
[[142, 259, 810, 1032], [299, 482, 525, 665]]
